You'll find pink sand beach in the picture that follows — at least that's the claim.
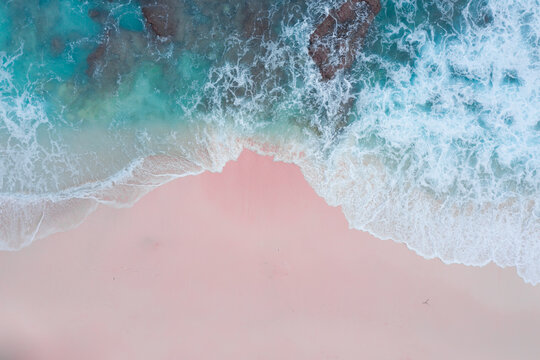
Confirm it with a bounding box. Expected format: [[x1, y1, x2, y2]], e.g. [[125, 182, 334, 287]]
[[1, 151, 540, 360]]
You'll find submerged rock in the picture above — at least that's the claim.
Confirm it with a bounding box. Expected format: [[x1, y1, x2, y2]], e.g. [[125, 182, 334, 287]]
[[242, 7, 270, 38], [88, 8, 107, 23], [308, 0, 381, 80], [50, 36, 65, 55], [86, 41, 107, 78], [140, 0, 178, 38], [85, 30, 148, 83]]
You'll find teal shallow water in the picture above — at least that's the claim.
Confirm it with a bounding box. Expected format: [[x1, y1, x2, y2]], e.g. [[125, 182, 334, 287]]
[[1, 0, 539, 283]]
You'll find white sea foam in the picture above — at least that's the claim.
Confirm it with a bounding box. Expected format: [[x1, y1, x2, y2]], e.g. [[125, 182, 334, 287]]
[[0, 122, 247, 250]]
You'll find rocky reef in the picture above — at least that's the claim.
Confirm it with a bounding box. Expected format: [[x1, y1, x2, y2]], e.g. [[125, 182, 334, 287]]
[[140, 0, 179, 38], [308, 0, 380, 80]]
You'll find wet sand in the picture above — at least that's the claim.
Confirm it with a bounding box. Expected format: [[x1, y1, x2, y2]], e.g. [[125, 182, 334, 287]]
[[1, 151, 540, 360]]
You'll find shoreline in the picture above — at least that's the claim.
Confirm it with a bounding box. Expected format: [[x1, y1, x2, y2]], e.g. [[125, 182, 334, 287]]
[[1, 150, 540, 359], [2, 141, 539, 280]]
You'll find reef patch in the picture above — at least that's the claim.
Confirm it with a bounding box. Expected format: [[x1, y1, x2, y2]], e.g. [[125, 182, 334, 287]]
[[140, 0, 178, 38], [308, 0, 380, 80]]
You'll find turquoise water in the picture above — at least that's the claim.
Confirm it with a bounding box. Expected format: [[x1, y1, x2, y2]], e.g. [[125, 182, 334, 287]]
[[1, 0, 539, 283]]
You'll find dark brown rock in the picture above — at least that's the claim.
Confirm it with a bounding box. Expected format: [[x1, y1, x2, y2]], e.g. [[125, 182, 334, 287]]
[[308, 0, 380, 80], [86, 42, 107, 77], [140, 0, 177, 38], [88, 8, 107, 23], [50, 36, 65, 55], [85, 30, 148, 83], [242, 9, 270, 38]]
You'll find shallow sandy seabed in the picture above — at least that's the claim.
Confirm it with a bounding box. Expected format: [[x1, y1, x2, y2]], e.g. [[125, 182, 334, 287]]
[[1, 151, 540, 360]]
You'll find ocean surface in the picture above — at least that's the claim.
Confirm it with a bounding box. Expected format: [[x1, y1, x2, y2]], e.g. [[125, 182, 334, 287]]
[[0, 0, 538, 283]]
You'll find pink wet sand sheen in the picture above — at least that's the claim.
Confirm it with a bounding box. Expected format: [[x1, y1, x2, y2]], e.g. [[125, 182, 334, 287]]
[[1, 151, 540, 360]]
